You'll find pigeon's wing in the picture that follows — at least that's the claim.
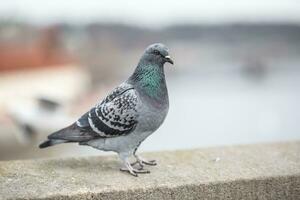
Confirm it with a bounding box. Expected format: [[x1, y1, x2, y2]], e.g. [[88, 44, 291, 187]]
[[48, 122, 99, 142], [76, 83, 139, 138]]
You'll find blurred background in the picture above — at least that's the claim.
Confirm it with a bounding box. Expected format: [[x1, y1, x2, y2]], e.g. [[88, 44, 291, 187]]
[[0, 0, 300, 160]]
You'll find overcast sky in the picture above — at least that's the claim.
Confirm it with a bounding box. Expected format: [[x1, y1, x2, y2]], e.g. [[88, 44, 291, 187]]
[[1, 0, 300, 27]]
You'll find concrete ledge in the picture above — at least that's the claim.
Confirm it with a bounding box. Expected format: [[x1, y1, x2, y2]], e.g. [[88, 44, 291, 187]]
[[0, 141, 299, 200]]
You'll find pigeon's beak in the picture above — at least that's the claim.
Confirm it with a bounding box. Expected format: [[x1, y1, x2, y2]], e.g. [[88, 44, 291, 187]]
[[165, 55, 174, 65]]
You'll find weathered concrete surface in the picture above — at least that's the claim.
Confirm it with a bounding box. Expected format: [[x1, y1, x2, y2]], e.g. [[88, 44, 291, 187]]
[[0, 141, 299, 200]]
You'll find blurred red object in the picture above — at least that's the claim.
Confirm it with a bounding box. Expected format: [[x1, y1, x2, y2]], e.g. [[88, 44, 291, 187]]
[[0, 26, 74, 72]]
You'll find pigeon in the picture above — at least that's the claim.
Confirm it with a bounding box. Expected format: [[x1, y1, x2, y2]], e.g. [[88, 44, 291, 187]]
[[39, 43, 173, 176]]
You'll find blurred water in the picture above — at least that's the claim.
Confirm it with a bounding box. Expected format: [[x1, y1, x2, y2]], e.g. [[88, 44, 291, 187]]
[[139, 64, 300, 152]]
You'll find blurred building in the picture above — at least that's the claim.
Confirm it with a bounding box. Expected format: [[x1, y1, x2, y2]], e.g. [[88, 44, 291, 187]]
[[0, 26, 72, 71]]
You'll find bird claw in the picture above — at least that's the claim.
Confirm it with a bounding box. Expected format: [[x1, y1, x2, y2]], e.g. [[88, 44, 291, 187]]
[[134, 168, 150, 174], [142, 159, 157, 166], [120, 156, 151, 177], [120, 167, 138, 177], [120, 167, 150, 177], [131, 160, 144, 169], [132, 156, 157, 167]]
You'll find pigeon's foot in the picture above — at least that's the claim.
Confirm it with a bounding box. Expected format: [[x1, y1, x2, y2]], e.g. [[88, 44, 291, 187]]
[[131, 155, 157, 169], [120, 160, 150, 177]]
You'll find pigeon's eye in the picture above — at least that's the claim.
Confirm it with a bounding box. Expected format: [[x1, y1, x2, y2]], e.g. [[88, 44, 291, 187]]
[[153, 50, 160, 55]]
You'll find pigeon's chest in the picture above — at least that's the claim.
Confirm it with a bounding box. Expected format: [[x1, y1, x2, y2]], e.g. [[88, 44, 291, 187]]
[[136, 94, 169, 133]]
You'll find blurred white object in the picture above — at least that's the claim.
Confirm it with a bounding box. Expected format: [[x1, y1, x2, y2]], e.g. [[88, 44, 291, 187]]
[[8, 97, 75, 145], [0, 65, 90, 145]]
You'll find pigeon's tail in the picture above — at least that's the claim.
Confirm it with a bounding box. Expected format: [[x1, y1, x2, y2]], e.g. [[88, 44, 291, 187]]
[[39, 123, 95, 149], [39, 139, 67, 149], [39, 125, 73, 148]]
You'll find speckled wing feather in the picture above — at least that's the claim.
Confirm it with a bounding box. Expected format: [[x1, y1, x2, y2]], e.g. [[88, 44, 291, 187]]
[[76, 83, 139, 138]]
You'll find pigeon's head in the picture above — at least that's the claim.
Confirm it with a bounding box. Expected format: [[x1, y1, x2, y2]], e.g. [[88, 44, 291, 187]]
[[142, 43, 174, 65]]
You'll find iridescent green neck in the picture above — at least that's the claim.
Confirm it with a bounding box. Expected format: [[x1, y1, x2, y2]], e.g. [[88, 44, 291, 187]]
[[130, 63, 166, 98]]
